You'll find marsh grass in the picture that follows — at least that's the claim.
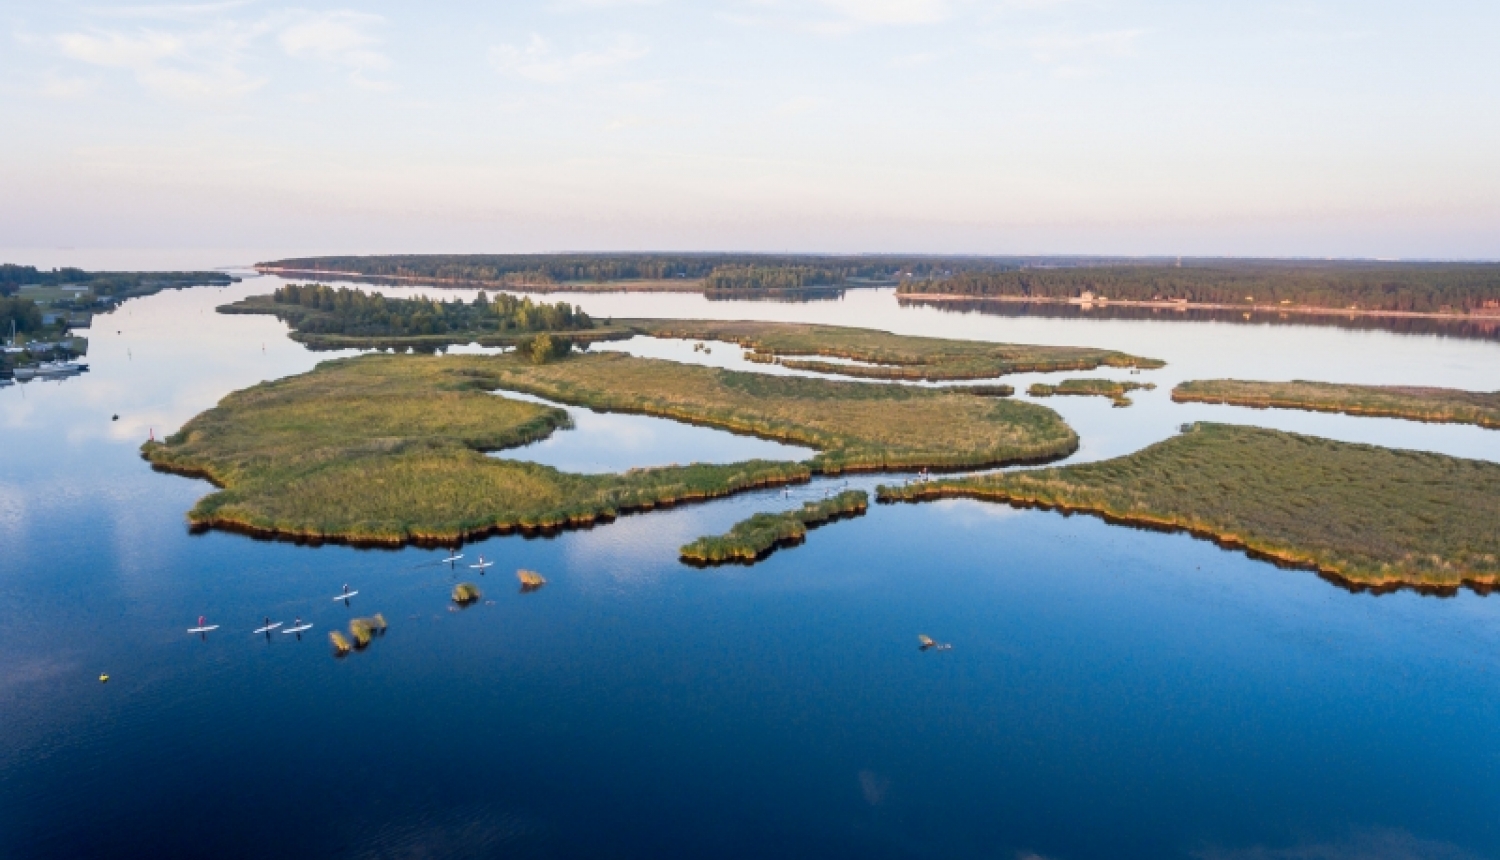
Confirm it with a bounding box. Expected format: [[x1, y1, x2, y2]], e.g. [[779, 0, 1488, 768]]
[[1173, 379, 1500, 429], [143, 346, 1077, 545], [627, 319, 1163, 381], [680, 490, 868, 564], [452, 583, 482, 604], [516, 570, 546, 591], [143, 353, 833, 543], [487, 352, 1077, 473], [1028, 378, 1155, 406], [877, 423, 1500, 588], [329, 631, 352, 655]]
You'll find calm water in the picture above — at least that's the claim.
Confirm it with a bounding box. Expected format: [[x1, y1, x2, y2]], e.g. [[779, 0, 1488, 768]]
[[3, 274, 1499, 859]]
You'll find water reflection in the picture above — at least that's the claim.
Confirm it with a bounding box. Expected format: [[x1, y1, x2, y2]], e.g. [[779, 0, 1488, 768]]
[[490, 389, 815, 473], [5, 273, 1500, 859]]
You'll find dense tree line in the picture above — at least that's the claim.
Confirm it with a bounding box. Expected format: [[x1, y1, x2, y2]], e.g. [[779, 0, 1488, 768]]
[[703, 265, 845, 291], [897, 263, 1500, 313], [0, 264, 234, 299], [271, 284, 593, 336], [257, 254, 1042, 285], [0, 297, 44, 334]]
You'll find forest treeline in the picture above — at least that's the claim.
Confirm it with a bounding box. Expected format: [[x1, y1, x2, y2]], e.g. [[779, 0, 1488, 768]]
[[269, 283, 594, 337], [1, 297, 44, 335], [703, 265, 844, 291], [256, 254, 1045, 285], [897, 263, 1500, 314], [0, 264, 235, 298]]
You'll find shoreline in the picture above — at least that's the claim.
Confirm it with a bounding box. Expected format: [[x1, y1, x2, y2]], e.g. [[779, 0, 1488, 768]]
[[254, 266, 704, 293], [898, 292, 1500, 323], [876, 483, 1494, 596]]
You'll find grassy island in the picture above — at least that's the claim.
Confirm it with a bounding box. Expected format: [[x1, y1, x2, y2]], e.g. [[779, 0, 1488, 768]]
[[626, 319, 1163, 381], [681, 490, 868, 564], [878, 423, 1500, 589], [1028, 378, 1155, 406], [1173, 380, 1500, 429], [483, 351, 1077, 472], [143, 350, 1074, 544]]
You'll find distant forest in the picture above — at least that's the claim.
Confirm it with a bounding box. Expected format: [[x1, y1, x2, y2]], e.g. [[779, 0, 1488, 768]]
[[0, 264, 235, 299], [257, 254, 1041, 286], [268, 283, 593, 337], [897, 262, 1500, 314], [704, 265, 844, 291]]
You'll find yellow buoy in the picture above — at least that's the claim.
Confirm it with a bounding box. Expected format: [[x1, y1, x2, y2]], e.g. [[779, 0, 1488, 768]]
[[99, 674, 109, 683]]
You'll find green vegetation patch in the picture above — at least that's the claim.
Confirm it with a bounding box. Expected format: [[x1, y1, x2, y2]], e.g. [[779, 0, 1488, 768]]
[[626, 319, 1163, 381], [220, 285, 634, 350], [1, 263, 235, 300], [1173, 380, 1500, 429], [141, 353, 809, 544], [485, 351, 1078, 472], [703, 265, 844, 292], [1028, 378, 1155, 406], [878, 423, 1500, 588], [681, 490, 868, 564]]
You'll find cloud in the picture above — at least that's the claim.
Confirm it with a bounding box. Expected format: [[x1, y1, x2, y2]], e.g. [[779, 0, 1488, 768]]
[[1027, 28, 1146, 63], [489, 34, 649, 84], [278, 11, 388, 70], [54, 24, 267, 99], [819, 0, 952, 24]]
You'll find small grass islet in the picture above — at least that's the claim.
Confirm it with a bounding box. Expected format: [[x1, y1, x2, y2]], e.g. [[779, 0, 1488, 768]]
[[680, 490, 869, 565], [1172, 379, 1500, 429], [452, 582, 482, 605], [348, 614, 387, 648], [877, 423, 1500, 590], [517, 569, 546, 591], [624, 319, 1164, 381], [142, 348, 1074, 545], [1028, 378, 1156, 407]]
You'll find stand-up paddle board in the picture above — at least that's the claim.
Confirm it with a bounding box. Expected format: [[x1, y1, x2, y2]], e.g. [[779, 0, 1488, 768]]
[[253, 622, 283, 634], [333, 590, 359, 601], [188, 625, 219, 633], [283, 624, 314, 634], [443, 554, 463, 564], [469, 559, 492, 570]]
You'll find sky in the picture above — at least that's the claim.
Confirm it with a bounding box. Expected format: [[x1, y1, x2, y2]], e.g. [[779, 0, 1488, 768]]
[[2, 0, 1498, 264]]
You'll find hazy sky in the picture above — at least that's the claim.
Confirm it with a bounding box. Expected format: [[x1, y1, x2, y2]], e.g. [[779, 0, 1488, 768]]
[[3, 0, 1498, 262]]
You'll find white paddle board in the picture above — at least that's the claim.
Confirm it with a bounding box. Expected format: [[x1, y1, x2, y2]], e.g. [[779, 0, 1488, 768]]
[[188, 625, 219, 633], [283, 624, 313, 634], [469, 562, 492, 570], [333, 591, 358, 601], [443, 554, 463, 563], [253, 622, 283, 634]]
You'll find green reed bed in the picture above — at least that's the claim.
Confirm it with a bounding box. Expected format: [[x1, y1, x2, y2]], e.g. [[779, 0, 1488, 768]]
[[452, 583, 482, 604], [878, 423, 1500, 589], [623, 319, 1163, 381], [141, 353, 811, 544], [1028, 378, 1155, 406], [485, 351, 1078, 473], [1173, 379, 1500, 429], [681, 490, 868, 564]]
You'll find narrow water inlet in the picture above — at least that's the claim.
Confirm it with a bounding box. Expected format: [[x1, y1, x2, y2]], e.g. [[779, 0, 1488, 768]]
[[488, 387, 816, 473]]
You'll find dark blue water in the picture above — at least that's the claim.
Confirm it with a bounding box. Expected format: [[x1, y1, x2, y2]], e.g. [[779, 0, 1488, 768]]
[[3, 277, 1500, 859]]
